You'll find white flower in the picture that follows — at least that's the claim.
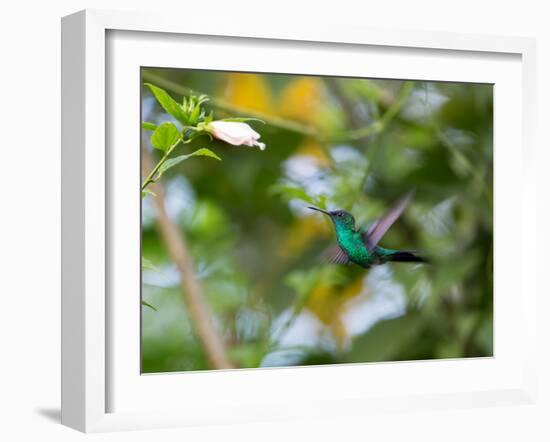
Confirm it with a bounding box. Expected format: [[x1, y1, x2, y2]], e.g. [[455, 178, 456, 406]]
[[204, 121, 266, 150]]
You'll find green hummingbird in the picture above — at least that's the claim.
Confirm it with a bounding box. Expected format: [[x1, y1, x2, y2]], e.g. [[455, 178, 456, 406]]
[[308, 191, 427, 269]]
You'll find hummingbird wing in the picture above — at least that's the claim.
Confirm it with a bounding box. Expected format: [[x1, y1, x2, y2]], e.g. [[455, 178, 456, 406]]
[[363, 190, 414, 250], [322, 244, 351, 265]]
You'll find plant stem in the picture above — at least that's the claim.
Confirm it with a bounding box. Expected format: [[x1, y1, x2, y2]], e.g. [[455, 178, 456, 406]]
[[141, 138, 182, 191], [142, 147, 235, 369]]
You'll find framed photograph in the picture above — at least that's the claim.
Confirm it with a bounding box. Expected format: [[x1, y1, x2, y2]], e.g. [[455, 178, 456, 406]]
[[61, 9, 537, 432]]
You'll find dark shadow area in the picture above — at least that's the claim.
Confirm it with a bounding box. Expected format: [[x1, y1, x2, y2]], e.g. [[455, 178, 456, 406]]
[[35, 407, 61, 423]]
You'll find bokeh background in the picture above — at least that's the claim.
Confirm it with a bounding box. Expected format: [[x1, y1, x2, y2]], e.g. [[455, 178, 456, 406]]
[[141, 67, 493, 373]]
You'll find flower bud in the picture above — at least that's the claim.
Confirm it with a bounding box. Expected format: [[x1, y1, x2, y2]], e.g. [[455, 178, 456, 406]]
[[204, 121, 266, 150]]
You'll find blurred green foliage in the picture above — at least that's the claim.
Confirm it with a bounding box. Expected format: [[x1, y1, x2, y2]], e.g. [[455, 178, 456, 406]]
[[141, 67, 493, 373]]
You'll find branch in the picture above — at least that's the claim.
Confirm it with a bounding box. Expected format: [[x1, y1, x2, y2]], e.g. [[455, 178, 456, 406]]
[[142, 70, 321, 140], [325, 80, 416, 198], [142, 148, 234, 369], [324, 77, 371, 146], [327, 80, 415, 144]]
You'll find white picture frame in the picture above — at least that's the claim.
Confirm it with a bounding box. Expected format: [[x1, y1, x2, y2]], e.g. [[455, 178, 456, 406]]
[[61, 9, 537, 433]]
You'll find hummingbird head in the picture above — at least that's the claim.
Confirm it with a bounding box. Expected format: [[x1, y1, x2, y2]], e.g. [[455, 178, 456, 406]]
[[307, 207, 356, 231]]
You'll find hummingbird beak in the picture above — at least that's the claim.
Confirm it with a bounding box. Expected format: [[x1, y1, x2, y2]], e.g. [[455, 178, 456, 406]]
[[307, 206, 331, 216]]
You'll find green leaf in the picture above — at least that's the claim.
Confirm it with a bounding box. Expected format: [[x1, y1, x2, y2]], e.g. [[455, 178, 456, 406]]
[[142, 256, 159, 272], [270, 182, 315, 204], [188, 130, 213, 142], [141, 122, 157, 131], [141, 300, 158, 312], [270, 181, 328, 208], [142, 256, 170, 281], [221, 117, 265, 124], [188, 102, 202, 125], [145, 83, 187, 124], [150, 122, 181, 152], [346, 315, 423, 362], [197, 94, 209, 106], [141, 188, 157, 199], [157, 148, 221, 177], [228, 344, 264, 368]]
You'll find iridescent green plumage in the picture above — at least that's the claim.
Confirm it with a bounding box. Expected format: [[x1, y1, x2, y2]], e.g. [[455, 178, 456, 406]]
[[308, 191, 426, 269]]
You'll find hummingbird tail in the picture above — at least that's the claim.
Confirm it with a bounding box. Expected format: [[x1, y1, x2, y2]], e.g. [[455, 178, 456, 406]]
[[388, 250, 428, 264]]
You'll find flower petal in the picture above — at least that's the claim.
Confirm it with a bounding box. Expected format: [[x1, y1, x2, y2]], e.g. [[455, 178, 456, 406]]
[[206, 121, 266, 150]]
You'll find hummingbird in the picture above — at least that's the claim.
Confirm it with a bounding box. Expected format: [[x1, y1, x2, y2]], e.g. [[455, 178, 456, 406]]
[[308, 191, 427, 269]]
